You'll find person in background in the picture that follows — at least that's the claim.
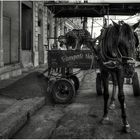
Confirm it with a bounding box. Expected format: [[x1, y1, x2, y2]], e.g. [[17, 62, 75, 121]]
[[58, 35, 67, 50], [51, 43, 58, 50]]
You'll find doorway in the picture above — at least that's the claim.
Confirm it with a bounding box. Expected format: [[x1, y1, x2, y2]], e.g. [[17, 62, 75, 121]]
[[21, 2, 33, 67]]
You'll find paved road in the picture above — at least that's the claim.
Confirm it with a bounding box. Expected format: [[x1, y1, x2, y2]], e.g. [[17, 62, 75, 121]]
[[14, 69, 140, 139]]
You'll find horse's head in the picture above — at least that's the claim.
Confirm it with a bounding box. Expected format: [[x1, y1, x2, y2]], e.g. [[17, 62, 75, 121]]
[[112, 20, 140, 76], [112, 20, 140, 61]]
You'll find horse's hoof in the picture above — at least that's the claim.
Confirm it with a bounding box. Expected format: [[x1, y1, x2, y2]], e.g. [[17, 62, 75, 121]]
[[122, 124, 131, 133], [109, 103, 115, 110], [100, 116, 110, 124], [124, 103, 126, 109]]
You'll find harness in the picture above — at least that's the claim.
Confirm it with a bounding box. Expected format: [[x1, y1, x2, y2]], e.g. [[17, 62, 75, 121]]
[[100, 26, 136, 71]]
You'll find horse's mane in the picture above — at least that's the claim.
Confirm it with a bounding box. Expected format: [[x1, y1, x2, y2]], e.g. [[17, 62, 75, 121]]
[[119, 23, 134, 41], [101, 25, 119, 61]]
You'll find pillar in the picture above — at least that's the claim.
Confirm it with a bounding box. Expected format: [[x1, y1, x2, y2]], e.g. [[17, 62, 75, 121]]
[[0, 1, 3, 67]]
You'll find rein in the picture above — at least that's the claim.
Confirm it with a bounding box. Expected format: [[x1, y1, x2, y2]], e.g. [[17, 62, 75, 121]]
[[102, 46, 135, 69], [117, 47, 135, 64]]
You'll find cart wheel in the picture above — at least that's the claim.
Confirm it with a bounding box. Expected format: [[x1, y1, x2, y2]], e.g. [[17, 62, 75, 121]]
[[132, 72, 140, 96], [68, 75, 80, 91], [96, 73, 103, 96], [51, 78, 75, 104], [47, 80, 56, 101]]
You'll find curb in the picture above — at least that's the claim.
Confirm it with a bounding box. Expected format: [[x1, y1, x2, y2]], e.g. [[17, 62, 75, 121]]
[[0, 97, 45, 138], [14, 106, 65, 139]]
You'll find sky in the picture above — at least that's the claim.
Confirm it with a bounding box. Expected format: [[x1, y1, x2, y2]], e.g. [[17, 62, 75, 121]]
[[46, 0, 140, 37], [87, 14, 140, 38]]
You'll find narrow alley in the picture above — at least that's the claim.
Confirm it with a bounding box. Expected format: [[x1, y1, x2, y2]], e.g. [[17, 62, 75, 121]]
[[1, 1, 140, 139]]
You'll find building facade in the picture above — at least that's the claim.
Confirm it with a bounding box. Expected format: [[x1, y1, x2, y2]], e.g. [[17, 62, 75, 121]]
[[0, 1, 82, 80], [0, 1, 21, 80]]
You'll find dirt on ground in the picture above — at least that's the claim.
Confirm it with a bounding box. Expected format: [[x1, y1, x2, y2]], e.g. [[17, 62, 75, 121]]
[[0, 72, 48, 100]]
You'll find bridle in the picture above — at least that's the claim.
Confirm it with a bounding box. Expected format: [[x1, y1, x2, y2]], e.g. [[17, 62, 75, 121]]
[[101, 24, 136, 69]]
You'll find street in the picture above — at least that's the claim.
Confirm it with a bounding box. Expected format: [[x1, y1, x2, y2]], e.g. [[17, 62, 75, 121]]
[[13, 69, 140, 139], [1, 1, 140, 139]]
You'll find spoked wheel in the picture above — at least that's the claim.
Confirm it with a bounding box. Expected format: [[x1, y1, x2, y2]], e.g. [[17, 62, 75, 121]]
[[51, 78, 75, 104], [96, 73, 103, 96], [68, 75, 80, 91], [132, 72, 140, 96]]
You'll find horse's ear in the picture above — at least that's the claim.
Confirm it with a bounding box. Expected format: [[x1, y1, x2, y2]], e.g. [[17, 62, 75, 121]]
[[132, 20, 140, 30], [111, 19, 119, 29]]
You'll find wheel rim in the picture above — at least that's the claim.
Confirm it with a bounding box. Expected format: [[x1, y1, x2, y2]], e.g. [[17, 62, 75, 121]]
[[53, 80, 74, 100]]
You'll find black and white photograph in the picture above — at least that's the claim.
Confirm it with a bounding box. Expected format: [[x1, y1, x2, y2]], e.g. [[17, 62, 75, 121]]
[[0, 0, 140, 139]]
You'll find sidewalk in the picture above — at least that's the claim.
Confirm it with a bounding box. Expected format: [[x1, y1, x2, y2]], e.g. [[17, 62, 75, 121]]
[[0, 65, 48, 138], [0, 65, 85, 138]]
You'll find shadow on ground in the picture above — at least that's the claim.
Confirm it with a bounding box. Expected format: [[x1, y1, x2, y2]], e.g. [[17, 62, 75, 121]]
[[0, 72, 49, 100]]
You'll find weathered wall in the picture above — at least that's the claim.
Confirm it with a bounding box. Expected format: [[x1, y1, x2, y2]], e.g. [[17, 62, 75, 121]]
[[3, 1, 20, 64], [33, 1, 54, 67], [33, 2, 43, 66], [0, 1, 22, 80], [21, 51, 33, 68], [46, 8, 55, 49], [43, 7, 48, 64]]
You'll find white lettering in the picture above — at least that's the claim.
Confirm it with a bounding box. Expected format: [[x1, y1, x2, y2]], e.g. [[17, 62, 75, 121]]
[[85, 53, 93, 59], [61, 54, 83, 62]]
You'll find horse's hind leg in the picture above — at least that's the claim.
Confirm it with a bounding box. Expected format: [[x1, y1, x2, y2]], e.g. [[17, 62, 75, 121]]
[[101, 71, 110, 123], [117, 69, 130, 132]]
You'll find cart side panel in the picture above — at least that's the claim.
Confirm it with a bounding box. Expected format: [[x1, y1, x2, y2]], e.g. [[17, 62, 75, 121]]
[[48, 50, 97, 69]]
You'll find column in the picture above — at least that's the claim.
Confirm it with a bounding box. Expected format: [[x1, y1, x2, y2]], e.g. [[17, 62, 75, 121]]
[[0, 1, 3, 67]]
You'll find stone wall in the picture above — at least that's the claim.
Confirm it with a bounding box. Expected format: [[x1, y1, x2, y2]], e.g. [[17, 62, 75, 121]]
[[33, 1, 54, 67], [0, 1, 22, 80], [3, 1, 20, 64]]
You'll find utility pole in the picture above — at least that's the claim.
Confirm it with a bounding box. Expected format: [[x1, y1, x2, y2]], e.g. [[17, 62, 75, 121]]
[[91, 18, 94, 38], [83, 0, 88, 30], [107, 7, 109, 26]]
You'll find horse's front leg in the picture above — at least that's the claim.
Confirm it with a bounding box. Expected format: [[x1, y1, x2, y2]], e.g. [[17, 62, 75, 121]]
[[117, 68, 130, 132], [109, 73, 118, 110], [101, 71, 110, 123]]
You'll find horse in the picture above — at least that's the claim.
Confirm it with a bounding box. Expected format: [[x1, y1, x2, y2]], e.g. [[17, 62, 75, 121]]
[[58, 29, 92, 50], [95, 20, 140, 132], [108, 25, 140, 110]]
